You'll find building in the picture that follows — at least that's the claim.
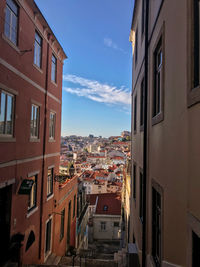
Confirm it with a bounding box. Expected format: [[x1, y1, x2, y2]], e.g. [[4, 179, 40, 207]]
[[89, 193, 122, 241], [76, 180, 89, 251], [0, 0, 66, 265], [130, 0, 200, 266]]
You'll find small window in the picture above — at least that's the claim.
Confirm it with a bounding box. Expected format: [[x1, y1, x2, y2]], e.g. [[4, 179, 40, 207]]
[[51, 54, 57, 83], [153, 37, 163, 118], [45, 218, 52, 254], [49, 112, 56, 139], [114, 222, 119, 227], [193, 0, 200, 88], [140, 78, 145, 127], [134, 94, 137, 133], [133, 164, 136, 200], [135, 28, 138, 65], [139, 171, 143, 221], [0, 90, 14, 136], [152, 187, 162, 266], [60, 209, 65, 241], [103, 205, 108, 211], [34, 32, 42, 68], [30, 104, 39, 139], [4, 0, 19, 45], [192, 231, 200, 266], [47, 168, 53, 197], [141, 0, 145, 36], [100, 221, 106, 231], [28, 175, 37, 211], [73, 194, 76, 218]]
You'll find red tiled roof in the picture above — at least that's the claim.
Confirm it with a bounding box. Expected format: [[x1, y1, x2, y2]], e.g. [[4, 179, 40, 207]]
[[87, 194, 98, 205], [95, 193, 121, 215], [111, 156, 124, 160]]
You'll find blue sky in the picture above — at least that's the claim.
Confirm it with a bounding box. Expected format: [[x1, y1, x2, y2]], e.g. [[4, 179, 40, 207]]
[[35, 0, 134, 137]]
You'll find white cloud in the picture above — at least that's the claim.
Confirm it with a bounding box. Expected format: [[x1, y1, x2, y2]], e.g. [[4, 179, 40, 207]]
[[103, 37, 126, 54], [63, 74, 131, 108]]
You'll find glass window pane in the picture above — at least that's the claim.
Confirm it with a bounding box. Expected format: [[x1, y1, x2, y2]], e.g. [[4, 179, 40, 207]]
[[0, 93, 6, 134], [6, 95, 13, 135], [4, 7, 11, 38], [7, 0, 18, 15], [34, 33, 42, 67]]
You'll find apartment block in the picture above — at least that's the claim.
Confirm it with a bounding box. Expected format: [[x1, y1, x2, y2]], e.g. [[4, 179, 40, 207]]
[[130, 0, 200, 266], [0, 0, 67, 265]]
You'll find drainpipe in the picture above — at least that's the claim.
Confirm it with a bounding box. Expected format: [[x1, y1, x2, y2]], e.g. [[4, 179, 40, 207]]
[[39, 33, 50, 259], [142, 0, 149, 266]]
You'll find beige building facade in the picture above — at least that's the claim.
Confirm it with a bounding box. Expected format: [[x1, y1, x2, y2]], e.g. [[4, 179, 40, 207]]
[[130, 0, 200, 266]]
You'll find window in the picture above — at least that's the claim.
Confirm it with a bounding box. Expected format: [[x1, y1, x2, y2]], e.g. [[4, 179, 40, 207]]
[[45, 218, 52, 254], [4, 0, 18, 45], [133, 164, 136, 200], [135, 28, 138, 65], [28, 175, 37, 211], [134, 94, 137, 133], [193, 0, 200, 88], [100, 221, 106, 231], [153, 37, 163, 118], [103, 205, 108, 211], [49, 112, 56, 139], [30, 104, 39, 139], [192, 231, 200, 266], [141, 0, 145, 36], [47, 168, 53, 197], [34, 32, 42, 68], [140, 78, 144, 127], [152, 187, 161, 267], [0, 90, 14, 136], [60, 209, 65, 241], [139, 171, 143, 221], [114, 222, 119, 227], [73, 194, 76, 218], [51, 54, 57, 83]]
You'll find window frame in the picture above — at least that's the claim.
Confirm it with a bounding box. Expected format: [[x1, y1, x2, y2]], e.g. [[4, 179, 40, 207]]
[[152, 26, 165, 126], [139, 169, 143, 222], [34, 31, 42, 69], [30, 103, 40, 139], [134, 94, 137, 134], [141, 0, 145, 38], [151, 181, 163, 267], [4, 0, 19, 46], [133, 164, 136, 201], [28, 175, 37, 212], [45, 217, 52, 256], [135, 27, 138, 66], [51, 54, 57, 83], [187, 0, 200, 107], [49, 111, 56, 140], [47, 168, 53, 197], [0, 89, 15, 137], [100, 221, 106, 231], [60, 208, 65, 241], [73, 194, 76, 218], [140, 77, 145, 130]]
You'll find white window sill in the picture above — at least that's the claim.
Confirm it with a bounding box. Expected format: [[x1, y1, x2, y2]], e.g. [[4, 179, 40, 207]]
[[51, 80, 58, 87], [33, 63, 43, 73], [2, 33, 20, 54], [27, 206, 38, 218], [49, 138, 56, 142], [0, 136, 16, 142], [30, 137, 40, 142], [47, 194, 54, 201]]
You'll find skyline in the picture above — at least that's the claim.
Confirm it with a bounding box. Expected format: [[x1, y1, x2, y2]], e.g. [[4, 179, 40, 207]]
[[35, 0, 134, 137]]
